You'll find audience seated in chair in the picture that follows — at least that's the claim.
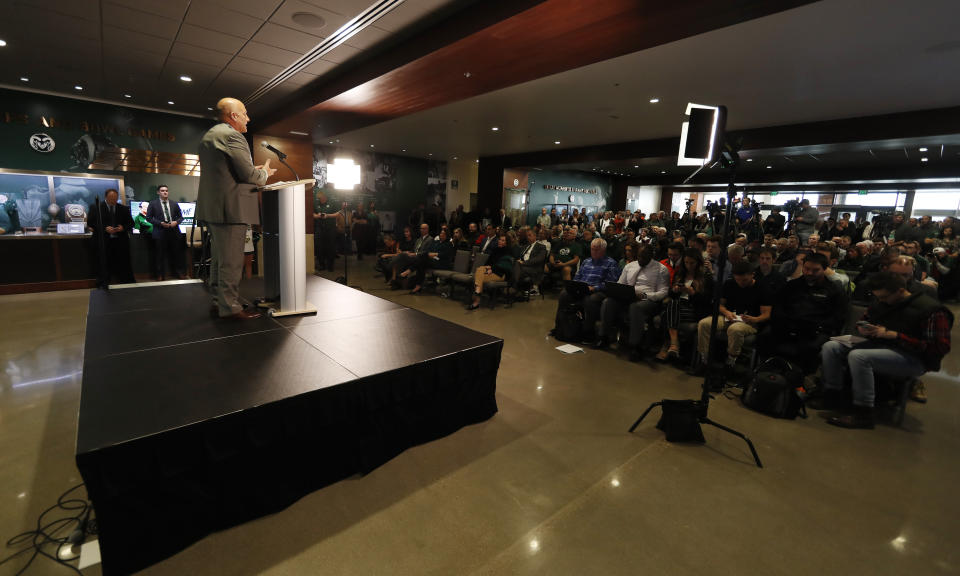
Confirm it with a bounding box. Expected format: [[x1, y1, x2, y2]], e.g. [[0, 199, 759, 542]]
[[656, 247, 713, 361], [762, 252, 846, 373], [514, 228, 548, 296], [468, 232, 514, 310], [551, 237, 621, 341], [390, 223, 434, 288], [596, 244, 670, 361], [547, 227, 583, 283], [694, 261, 772, 373], [409, 228, 455, 294], [819, 271, 952, 429]]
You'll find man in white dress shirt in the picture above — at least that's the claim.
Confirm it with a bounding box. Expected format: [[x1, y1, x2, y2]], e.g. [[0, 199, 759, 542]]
[[597, 244, 670, 361]]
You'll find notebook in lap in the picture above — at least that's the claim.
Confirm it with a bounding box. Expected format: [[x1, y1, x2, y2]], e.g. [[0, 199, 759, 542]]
[[605, 281, 637, 302]]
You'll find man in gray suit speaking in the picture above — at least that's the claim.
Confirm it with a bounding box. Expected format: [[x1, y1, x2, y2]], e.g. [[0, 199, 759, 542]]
[[197, 97, 276, 319]]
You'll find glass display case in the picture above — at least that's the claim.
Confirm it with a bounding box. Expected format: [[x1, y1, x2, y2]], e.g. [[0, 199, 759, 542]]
[[0, 168, 125, 236]]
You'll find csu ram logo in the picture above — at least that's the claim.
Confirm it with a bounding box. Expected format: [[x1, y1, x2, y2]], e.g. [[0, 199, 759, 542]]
[[29, 133, 56, 153]]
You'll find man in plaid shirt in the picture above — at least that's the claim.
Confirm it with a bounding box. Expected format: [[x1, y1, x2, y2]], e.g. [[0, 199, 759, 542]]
[[820, 271, 953, 429]]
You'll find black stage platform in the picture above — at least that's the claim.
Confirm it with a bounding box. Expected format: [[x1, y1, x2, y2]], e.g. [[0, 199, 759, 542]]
[[76, 276, 502, 575]]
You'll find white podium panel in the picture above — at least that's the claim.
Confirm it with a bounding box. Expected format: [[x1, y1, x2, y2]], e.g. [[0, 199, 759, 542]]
[[260, 179, 316, 317]]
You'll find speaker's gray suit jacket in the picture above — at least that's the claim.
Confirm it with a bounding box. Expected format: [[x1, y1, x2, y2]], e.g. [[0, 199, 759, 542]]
[[196, 123, 268, 225]]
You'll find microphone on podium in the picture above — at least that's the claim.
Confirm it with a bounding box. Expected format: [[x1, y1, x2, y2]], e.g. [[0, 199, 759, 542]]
[[260, 141, 287, 160]]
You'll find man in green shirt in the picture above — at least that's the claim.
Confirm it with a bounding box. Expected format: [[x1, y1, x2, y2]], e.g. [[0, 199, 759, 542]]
[[548, 226, 583, 281]]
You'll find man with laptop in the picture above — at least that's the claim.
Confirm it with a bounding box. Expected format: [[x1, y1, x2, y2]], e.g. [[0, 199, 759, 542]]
[[552, 237, 620, 343], [596, 244, 670, 361]]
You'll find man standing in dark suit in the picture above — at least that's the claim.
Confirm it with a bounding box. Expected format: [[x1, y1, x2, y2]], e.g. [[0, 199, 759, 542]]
[[88, 188, 135, 285], [146, 184, 185, 280], [197, 97, 275, 320]]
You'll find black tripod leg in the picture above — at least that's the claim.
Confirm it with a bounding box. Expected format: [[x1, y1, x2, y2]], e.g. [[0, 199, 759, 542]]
[[700, 417, 763, 468], [629, 402, 663, 433]]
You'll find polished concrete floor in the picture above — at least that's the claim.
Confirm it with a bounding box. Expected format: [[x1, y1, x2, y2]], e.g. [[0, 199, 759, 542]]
[[2, 260, 959, 575]]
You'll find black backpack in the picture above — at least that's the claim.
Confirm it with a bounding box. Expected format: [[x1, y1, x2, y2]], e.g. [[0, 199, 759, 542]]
[[554, 305, 583, 342], [741, 357, 807, 419]]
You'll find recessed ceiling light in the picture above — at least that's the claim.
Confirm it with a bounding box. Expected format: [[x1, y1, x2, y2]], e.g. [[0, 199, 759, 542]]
[[0, 40, 7, 47], [369, 144, 374, 148], [207, 106, 213, 110], [453, 156, 458, 160], [74, 85, 83, 91], [661, 170, 666, 174], [329, 141, 333, 144], [475, 159, 479, 163], [428, 153, 433, 156], [746, 158, 753, 162], [289, 130, 309, 136], [291, 11, 326, 28], [464, 72, 472, 78], [401, 149, 406, 152], [19, 77, 28, 82], [554, 140, 560, 145], [167, 101, 175, 105], [125, 94, 133, 99], [179, 75, 192, 82], [919, 147, 928, 152], [921, 157, 929, 162], [491, 126, 499, 131], [633, 165, 638, 168], [766, 165, 772, 169], [649, 98, 660, 104]]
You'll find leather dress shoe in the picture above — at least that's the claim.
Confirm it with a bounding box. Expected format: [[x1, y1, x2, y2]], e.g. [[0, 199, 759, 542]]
[[592, 337, 610, 350], [225, 309, 263, 320], [827, 406, 874, 429]]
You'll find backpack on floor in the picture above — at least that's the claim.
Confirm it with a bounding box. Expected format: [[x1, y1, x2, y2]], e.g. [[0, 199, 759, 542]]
[[554, 306, 583, 342], [742, 357, 807, 419]]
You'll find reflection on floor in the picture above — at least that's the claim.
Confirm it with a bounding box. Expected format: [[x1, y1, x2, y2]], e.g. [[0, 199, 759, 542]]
[[1, 260, 958, 576]]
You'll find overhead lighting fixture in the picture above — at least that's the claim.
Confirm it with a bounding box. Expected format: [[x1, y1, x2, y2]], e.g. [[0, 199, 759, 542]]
[[919, 147, 928, 152], [328, 141, 333, 144], [168, 101, 175, 105], [554, 140, 560, 145], [464, 72, 472, 78], [633, 165, 638, 168], [428, 153, 433, 156], [766, 165, 772, 169], [0, 40, 6, 47], [475, 159, 479, 163], [401, 148, 406, 152], [746, 158, 753, 162], [74, 85, 83, 91], [491, 126, 499, 131], [179, 75, 192, 82], [921, 157, 929, 162], [661, 170, 666, 174], [453, 156, 458, 160], [649, 98, 660, 103], [289, 130, 309, 136], [19, 77, 28, 82], [369, 144, 374, 148], [125, 94, 133, 99], [327, 158, 360, 190]]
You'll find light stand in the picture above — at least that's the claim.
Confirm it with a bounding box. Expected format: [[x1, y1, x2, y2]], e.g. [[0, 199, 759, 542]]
[[337, 202, 349, 285], [629, 134, 763, 468], [94, 196, 109, 290]]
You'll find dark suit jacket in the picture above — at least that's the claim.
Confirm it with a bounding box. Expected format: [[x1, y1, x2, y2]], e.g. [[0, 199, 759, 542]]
[[146, 198, 184, 239], [517, 242, 548, 269], [413, 234, 435, 256], [89, 202, 134, 239], [196, 122, 268, 225]]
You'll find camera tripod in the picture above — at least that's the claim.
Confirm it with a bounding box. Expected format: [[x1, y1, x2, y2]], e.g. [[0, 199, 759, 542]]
[[629, 143, 763, 469]]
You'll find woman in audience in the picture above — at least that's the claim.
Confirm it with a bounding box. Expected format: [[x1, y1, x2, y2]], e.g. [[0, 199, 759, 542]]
[[452, 227, 471, 251], [619, 239, 638, 269], [468, 232, 513, 310], [656, 248, 713, 361], [935, 226, 959, 253], [506, 229, 522, 258]]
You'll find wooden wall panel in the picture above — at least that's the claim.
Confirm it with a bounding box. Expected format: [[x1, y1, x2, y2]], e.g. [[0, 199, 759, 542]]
[[251, 134, 314, 229]]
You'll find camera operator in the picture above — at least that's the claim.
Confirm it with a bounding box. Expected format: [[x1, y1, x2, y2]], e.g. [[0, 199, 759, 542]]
[[763, 206, 786, 238], [793, 199, 820, 245]]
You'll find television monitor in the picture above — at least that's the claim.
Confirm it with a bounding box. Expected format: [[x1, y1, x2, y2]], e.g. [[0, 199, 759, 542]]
[[129, 201, 196, 234]]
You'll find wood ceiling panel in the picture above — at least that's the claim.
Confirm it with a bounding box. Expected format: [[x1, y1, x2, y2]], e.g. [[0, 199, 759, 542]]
[[101, 2, 181, 39], [176, 24, 248, 54], [186, 0, 264, 38], [262, 0, 818, 138]]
